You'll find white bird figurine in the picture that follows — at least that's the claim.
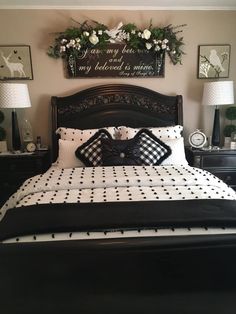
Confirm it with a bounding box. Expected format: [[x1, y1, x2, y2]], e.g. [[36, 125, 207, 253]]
[[209, 49, 225, 72], [105, 22, 123, 42]]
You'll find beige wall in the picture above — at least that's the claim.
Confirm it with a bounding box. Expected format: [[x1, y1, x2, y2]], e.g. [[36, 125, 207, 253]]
[[0, 9, 235, 148]]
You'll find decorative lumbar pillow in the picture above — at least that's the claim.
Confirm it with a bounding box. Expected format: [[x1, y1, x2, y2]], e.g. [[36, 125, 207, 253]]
[[75, 129, 112, 167], [101, 137, 142, 166], [117, 125, 183, 140], [101, 129, 171, 166]]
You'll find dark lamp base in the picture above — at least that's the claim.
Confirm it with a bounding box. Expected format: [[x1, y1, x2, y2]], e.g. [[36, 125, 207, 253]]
[[212, 108, 220, 147], [12, 110, 21, 151]]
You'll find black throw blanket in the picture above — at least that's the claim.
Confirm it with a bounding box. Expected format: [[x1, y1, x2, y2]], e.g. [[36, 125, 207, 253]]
[[0, 199, 236, 241]]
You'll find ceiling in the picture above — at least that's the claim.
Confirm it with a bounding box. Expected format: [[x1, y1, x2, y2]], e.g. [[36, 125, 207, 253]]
[[0, 0, 236, 10]]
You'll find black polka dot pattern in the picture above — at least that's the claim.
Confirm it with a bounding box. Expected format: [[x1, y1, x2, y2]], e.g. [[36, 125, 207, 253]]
[[56, 126, 117, 141], [117, 125, 183, 140], [1, 164, 236, 243], [4, 226, 236, 244], [1, 165, 235, 223]]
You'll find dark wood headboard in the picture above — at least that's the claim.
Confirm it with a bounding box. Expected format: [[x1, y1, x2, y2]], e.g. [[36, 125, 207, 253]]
[[51, 84, 183, 161]]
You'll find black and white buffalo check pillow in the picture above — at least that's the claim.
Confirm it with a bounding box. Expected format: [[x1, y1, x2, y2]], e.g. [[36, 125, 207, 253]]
[[75, 129, 112, 166], [76, 128, 171, 167], [135, 129, 172, 165], [101, 129, 171, 166]]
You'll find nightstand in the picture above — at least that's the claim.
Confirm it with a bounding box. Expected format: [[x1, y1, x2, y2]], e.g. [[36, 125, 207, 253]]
[[0, 150, 51, 206], [185, 147, 236, 190]]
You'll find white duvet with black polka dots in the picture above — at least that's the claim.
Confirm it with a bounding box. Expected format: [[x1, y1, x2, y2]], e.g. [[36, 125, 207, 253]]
[[1, 165, 236, 243]]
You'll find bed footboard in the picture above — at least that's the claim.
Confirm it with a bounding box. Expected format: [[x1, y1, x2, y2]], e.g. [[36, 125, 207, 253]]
[[1, 236, 236, 314]]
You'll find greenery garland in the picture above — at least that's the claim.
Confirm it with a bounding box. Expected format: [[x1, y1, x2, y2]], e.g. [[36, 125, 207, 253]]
[[47, 20, 186, 65]]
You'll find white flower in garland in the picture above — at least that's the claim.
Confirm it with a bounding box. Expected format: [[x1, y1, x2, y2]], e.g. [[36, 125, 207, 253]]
[[142, 29, 151, 40], [60, 46, 66, 52], [76, 43, 81, 50], [47, 20, 186, 65], [145, 43, 152, 50], [89, 34, 99, 45], [154, 45, 161, 51], [126, 32, 130, 41], [70, 39, 76, 46]]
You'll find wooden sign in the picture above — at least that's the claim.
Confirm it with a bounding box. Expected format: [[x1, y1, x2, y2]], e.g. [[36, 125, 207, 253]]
[[66, 43, 165, 78]]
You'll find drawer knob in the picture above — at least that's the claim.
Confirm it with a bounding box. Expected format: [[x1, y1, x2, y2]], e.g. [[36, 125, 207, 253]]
[[225, 175, 232, 182]]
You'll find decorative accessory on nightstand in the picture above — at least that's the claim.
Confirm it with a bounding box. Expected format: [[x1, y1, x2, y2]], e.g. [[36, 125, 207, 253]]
[[21, 118, 33, 150], [202, 81, 234, 148], [26, 142, 36, 152], [231, 131, 236, 149], [188, 129, 207, 148], [0, 83, 31, 151]]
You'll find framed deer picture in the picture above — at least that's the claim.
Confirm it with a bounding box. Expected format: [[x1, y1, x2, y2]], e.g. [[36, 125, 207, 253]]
[[0, 45, 33, 80]]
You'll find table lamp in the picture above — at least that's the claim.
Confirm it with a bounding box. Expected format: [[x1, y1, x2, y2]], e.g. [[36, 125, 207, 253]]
[[202, 81, 234, 147], [0, 83, 31, 151]]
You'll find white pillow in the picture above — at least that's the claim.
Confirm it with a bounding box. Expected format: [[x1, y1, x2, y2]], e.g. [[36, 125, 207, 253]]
[[161, 137, 188, 166], [53, 139, 84, 168], [56, 127, 117, 143], [54, 136, 187, 168], [118, 125, 183, 140]]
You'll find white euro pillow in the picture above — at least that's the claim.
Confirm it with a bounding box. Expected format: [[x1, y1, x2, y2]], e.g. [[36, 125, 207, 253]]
[[118, 125, 183, 140], [161, 137, 188, 166], [53, 139, 84, 168]]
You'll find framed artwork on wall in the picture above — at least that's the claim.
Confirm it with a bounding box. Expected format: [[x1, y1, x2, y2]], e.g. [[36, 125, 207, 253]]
[[197, 44, 230, 79], [0, 45, 33, 80]]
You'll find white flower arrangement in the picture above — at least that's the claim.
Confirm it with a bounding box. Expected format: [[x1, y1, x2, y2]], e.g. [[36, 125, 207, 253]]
[[48, 20, 186, 65]]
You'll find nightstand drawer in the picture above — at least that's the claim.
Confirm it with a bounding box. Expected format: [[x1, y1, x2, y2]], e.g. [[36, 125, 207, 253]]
[[185, 147, 236, 189], [0, 151, 51, 206], [213, 171, 236, 188], [0, 158, 38, 174], [201, 155, 236, 168]]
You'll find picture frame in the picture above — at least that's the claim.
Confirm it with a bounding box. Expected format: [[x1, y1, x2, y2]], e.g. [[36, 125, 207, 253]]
[[0, 45, 33, 80], [197, 44, 230, 79]]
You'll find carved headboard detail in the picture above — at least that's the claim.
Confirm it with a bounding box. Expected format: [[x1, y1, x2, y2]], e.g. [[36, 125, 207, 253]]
[[51, 84, 183, 160]]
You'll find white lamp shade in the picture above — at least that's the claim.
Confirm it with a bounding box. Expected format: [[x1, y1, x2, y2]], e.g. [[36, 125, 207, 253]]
[[0, 83, 31, 109], [202, 81, 234, 106]]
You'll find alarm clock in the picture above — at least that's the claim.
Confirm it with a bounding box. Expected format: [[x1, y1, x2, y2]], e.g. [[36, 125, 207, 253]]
[[26, 142, 36, 152], [188, 129, 207, 148]]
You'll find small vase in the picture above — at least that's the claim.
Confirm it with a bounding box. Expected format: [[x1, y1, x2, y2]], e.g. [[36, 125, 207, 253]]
[[224, 137, 231, 149], [21, 119, 33, 142], [0, 140, 7, 152]]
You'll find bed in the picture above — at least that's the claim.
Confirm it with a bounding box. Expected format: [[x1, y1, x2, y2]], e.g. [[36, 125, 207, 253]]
[[1, 84, 236, 314]]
